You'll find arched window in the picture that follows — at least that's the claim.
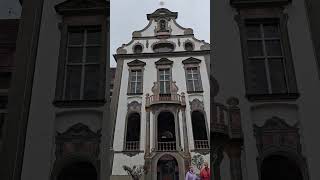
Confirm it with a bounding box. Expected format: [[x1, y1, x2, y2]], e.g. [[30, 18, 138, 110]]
[[157, 112, 176, 151], [191, 111, 209, 149], [57, 161, 97, 180], [125, 113, 141, 151], [261, 155, 303, 180]]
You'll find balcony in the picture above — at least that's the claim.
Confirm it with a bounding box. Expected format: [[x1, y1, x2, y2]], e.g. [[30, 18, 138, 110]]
[[194, 140, 209, 150], [157, 141, 176, 151], [125, 141, 140, 151], [146, 81, 185, 107]]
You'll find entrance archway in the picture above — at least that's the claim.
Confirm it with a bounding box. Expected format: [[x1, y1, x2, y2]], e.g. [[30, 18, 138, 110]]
[[261, 155, 303, 180], [57, 161, 97, 180], [157, 154, 179, 180]]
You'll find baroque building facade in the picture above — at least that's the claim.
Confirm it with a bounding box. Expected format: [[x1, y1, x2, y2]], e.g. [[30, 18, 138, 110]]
[[110, 8, 210, 180], [212, 0, 320, 180]]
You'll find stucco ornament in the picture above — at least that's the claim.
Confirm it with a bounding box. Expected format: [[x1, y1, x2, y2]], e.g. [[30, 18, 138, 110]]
[[123, 165, 145, 180]]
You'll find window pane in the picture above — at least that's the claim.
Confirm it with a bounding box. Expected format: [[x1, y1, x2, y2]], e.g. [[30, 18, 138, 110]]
[[65, 66, 81, 100], [268, 59, 287, 93], [248, 60, 269, 94], [86, 47, 100, 62], [68, 47, 83, 63], [263, 24, 280, 38], [195, 79, 202, 91], [165, 81, 170, 94], [265, 40, 282, 56], [137, 75, 142, 82], [246, 24, 261, 38], [130, 82, 136, 93], [164, 75, 170, 80], [160, 81, 165, 93], [136, 82, 142, 93], [68, 30, 84, 45], [187, 80, 194, 91], [87, 29, 101, 45], [247, 40, 264, 57], [83, 65, 100, 99]]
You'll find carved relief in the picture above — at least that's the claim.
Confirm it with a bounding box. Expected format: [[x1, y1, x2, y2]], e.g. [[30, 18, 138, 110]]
[[55, 123, 101, 160], [127, 101, 142, 113], [254, 117, 301, 154], [189, 99, 204, 112]]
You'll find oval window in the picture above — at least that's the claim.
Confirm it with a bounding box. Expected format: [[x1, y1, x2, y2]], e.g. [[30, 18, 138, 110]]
[[153, 43, 174, 53], [184, 42, 194, 51], [133, 44, 143, 53]]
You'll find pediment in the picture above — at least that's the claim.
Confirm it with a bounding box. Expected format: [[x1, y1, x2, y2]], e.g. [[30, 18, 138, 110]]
[[155, 58, 173, 66], [147, 8, 178, 20], [55, 0, 108, 15], [127, 59, 146, 67], [182, 57, 201, 64]]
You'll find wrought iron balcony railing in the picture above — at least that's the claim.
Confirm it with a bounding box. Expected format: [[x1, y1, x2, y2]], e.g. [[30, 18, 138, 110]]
[[125, 141, 140, 151], [157, 141, 176, 151], [194, 140, 210, 150], [146, 81, 185, 107]]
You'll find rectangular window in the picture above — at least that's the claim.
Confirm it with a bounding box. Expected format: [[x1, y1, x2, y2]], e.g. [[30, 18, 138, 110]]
[[245, 20, 289, 95], [128, 69, 143, 94], [63, 26, 102, 100], [159, 68, 171, 94], [186, 67, 203, 92]]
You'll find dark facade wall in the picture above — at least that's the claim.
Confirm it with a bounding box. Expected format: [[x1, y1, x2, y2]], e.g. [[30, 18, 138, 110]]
[[305, 0, 320, 78]]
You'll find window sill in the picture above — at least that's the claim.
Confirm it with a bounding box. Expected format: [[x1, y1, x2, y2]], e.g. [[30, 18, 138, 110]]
[[53, 99, 106, 108], [127, 93, 143, 96], [246, 93, 300, 102], [187, 90, 204, 94]]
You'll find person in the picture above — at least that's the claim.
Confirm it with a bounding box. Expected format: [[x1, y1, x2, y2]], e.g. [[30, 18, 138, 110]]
[[200, 162, 210, 180], [185, 166, 197, 180]]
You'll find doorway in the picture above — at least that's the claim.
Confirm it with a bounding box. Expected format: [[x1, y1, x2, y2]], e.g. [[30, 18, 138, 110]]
[[157, 154, 179, 180]]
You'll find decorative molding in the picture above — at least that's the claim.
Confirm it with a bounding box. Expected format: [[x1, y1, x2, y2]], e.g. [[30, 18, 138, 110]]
[[55, 123, 101, 159], [127, 59, 146, 67], [147, 8, 178, 20], [127, 101, 142, 113], [182, 57, 201, 64], [230, 0, 292, 8], [55, 0, 108, 15], [254, 116, 301, 154], [155, 58, 173, 66], [189, 99, 204, 112]]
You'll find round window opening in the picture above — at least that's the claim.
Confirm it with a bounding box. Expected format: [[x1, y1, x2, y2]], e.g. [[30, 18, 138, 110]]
[[133, 44, 143, 54], [153, 43, 175, 53], [184, 42, 194, 51]]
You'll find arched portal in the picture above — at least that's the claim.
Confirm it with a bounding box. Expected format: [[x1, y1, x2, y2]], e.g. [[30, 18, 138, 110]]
[[157, 111, 176, 151], [191, 111, 209, 149], [157, 154, 179, 180], [57, 161, 97, 180], [261, 155, 303, 180]]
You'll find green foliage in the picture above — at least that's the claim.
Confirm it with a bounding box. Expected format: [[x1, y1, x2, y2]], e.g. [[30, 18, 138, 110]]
[[191, 154, 204, 171]]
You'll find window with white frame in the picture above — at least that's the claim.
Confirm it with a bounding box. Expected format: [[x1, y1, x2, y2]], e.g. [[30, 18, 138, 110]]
[[63, 26, 101, 100], [128, 69, 143, 94], [159, 68, 171, 94], [186, 67, 202, 92]]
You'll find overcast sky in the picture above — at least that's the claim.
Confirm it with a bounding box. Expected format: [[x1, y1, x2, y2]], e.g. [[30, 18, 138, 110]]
[[110, 0, 210, 67]]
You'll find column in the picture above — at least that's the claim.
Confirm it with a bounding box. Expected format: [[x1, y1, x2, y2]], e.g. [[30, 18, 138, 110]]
[[145, 108, 150, 156], [181, 107, 189, 153], [226, 142, 243, 180]]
